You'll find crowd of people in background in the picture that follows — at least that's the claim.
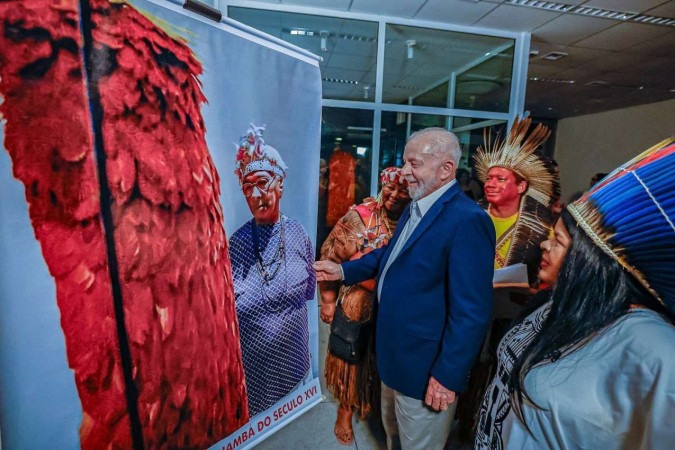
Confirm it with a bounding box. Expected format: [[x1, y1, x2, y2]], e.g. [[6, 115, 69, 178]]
[[313, 122, 675, 449]]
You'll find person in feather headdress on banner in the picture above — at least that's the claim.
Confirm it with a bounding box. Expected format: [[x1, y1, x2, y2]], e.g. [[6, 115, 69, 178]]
[[456, 116, 559, 441], [477, 137, 675, 449], [229, 123, 316, 417]]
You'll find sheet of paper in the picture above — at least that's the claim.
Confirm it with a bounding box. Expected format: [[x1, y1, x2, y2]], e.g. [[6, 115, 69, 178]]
[[493, 262, 529, 285]]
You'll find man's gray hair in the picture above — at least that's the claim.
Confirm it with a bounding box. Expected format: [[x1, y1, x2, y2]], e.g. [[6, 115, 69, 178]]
[[408, 127, 461, 165]]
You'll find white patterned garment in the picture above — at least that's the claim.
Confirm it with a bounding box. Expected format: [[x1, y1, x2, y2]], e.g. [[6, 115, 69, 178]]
[[501, 309, 675, 449], [229, 215, 315, 416], [475, 301, 551, 450]]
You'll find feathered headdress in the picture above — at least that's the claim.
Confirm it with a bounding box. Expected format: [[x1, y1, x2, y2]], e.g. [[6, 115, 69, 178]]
[[474, 116, 556, 205], [234, 123, 287, 183], [568, 137, 675, 311]]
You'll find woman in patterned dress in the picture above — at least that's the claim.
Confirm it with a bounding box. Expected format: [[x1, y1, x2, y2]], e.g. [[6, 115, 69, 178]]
[[319, 168, 410, 445], [229, 124, 316, 417]]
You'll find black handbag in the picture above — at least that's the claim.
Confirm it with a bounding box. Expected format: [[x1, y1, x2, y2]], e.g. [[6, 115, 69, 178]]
[[328, 300, 371, 364]]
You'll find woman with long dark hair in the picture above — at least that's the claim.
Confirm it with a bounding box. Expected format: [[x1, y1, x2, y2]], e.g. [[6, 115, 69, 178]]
[[476, 138, 675, 449]]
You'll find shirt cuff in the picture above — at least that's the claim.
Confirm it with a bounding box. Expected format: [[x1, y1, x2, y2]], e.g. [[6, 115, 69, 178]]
[[339, 265, 345, 280]]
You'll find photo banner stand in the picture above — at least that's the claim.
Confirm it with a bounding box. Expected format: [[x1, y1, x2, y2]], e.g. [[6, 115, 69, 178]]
[[144, 2, 325, 449], [0, 0, 323, 449], [209, 378, 323, 450]]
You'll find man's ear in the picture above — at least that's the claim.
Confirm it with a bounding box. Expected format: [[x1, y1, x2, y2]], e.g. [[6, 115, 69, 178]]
[[517, 180, 528, 194], [441, 159, 456, 181]]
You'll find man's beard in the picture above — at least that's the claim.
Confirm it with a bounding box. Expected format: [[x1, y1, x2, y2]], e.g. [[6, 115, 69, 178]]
[[407, 177, 428, 200]]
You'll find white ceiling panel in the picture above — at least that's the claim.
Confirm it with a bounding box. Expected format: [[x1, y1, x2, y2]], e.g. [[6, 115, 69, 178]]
[[226, 0, 675, 118], [474, 4, 560, 32], [527, 62, 566, 78], [583, 0, 667, 13], [552, 67, 601, 84], [574, 22, 671, 50], [578, 51, 639, 73], [279, 13, 340, 30], [624, 30, 675, 58], [350, 0, 427, 18], [532, 15, 616, 45], [414, 0, 499, 26], [645, 1, 675, 16], [281, 0, 351, 10]]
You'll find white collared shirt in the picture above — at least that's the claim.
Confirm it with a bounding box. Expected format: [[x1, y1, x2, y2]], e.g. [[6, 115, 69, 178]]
[[376, 179, 456, 299]]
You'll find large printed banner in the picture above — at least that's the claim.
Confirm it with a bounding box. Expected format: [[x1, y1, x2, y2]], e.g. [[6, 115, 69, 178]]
[[0, 1, 322, 449]]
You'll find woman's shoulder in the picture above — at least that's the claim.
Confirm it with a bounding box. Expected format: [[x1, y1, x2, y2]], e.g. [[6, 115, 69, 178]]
[[281, 216, 311, 237], [602, 310, 675, 374], [230, 219, 253, 241], [617, 309, 675, 349]]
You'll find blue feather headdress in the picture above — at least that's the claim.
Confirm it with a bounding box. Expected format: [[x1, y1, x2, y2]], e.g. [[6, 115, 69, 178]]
[[568, 137, 675, 311]]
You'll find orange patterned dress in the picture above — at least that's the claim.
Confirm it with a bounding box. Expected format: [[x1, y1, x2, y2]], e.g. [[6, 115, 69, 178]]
[[320, 198, 397, 417]]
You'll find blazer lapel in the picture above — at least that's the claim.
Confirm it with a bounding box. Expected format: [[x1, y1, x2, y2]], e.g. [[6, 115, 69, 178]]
[[377, 203, 411, 277], [397, 183, 461, 258]]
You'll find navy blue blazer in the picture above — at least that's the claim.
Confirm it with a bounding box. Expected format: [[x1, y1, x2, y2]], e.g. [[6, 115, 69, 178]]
[[342, 182, 495, 399]]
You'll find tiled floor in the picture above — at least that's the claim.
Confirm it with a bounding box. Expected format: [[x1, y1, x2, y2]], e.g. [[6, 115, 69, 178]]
[[255, 319, 472, 450], [255, 320, 387, 449]]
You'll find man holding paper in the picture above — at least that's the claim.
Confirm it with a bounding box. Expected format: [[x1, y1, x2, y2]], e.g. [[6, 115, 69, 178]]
[[475, 116, 559, 290], [456, 116, 559, 441]]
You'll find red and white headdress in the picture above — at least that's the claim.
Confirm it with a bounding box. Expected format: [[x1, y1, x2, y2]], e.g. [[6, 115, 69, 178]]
[[234, 123, 287, 183], [380, 167, 407, 186]]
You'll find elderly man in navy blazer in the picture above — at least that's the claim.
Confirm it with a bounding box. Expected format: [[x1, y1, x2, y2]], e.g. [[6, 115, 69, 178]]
[[315, 127, 495, 449]]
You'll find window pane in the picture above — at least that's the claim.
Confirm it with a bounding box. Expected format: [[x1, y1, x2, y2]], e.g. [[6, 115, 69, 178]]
[[379, 112, 450, 173], [383, 24, 514, 112], [316, 107, 374, 253], [228, 7, 378, 102], [455, 46, 514, 113]]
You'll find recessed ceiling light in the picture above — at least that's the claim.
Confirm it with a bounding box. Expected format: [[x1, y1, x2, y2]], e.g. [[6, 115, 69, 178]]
[[505, 0, 675, 28], [529, 77, 575, 84], [541, 51, 568, 61], [322, 78, 359, 85]]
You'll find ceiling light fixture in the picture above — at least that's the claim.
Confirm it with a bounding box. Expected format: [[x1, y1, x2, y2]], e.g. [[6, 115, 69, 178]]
[[405, 40, 416, 60], [288, 28, 316, 36], [363, 85, 370, 99], [541, 51, 568, 60], [505, 0, 675, 27], [322, 77, 359, 85], [529, 77, 576, 84]]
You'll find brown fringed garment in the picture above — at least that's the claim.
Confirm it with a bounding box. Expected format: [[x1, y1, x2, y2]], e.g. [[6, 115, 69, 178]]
[[320, 201, 395, 417]]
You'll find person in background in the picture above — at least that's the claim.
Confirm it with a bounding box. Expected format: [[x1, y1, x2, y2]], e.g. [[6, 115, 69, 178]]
[[319, 167, 410, 445], [229, 123, 316, 417], [474, 211, 570, 449], [315, 127, 495, 450], [589, 171, 608, 188], [456, 117, 559, 442], [498, 138, 675, 449], [475, 117, 559, 288], [549, 159, 565, 221], [456, 168, 482, 201]]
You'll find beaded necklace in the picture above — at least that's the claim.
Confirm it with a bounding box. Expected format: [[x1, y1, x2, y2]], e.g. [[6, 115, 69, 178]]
[[252, 218, 285, 282]]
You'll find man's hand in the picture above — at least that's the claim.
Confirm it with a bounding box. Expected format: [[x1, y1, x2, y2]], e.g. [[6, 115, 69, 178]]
[[320, 302, 336, 324], [314, 260, 343, 281], [424, 376, 456, 412]]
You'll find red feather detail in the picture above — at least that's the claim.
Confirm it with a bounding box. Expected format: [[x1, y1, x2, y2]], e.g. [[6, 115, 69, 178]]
[[0, 1, 248, 448]]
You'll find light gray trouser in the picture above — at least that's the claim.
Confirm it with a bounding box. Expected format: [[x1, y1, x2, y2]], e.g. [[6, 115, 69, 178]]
[[381, 381, 456, 450]]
